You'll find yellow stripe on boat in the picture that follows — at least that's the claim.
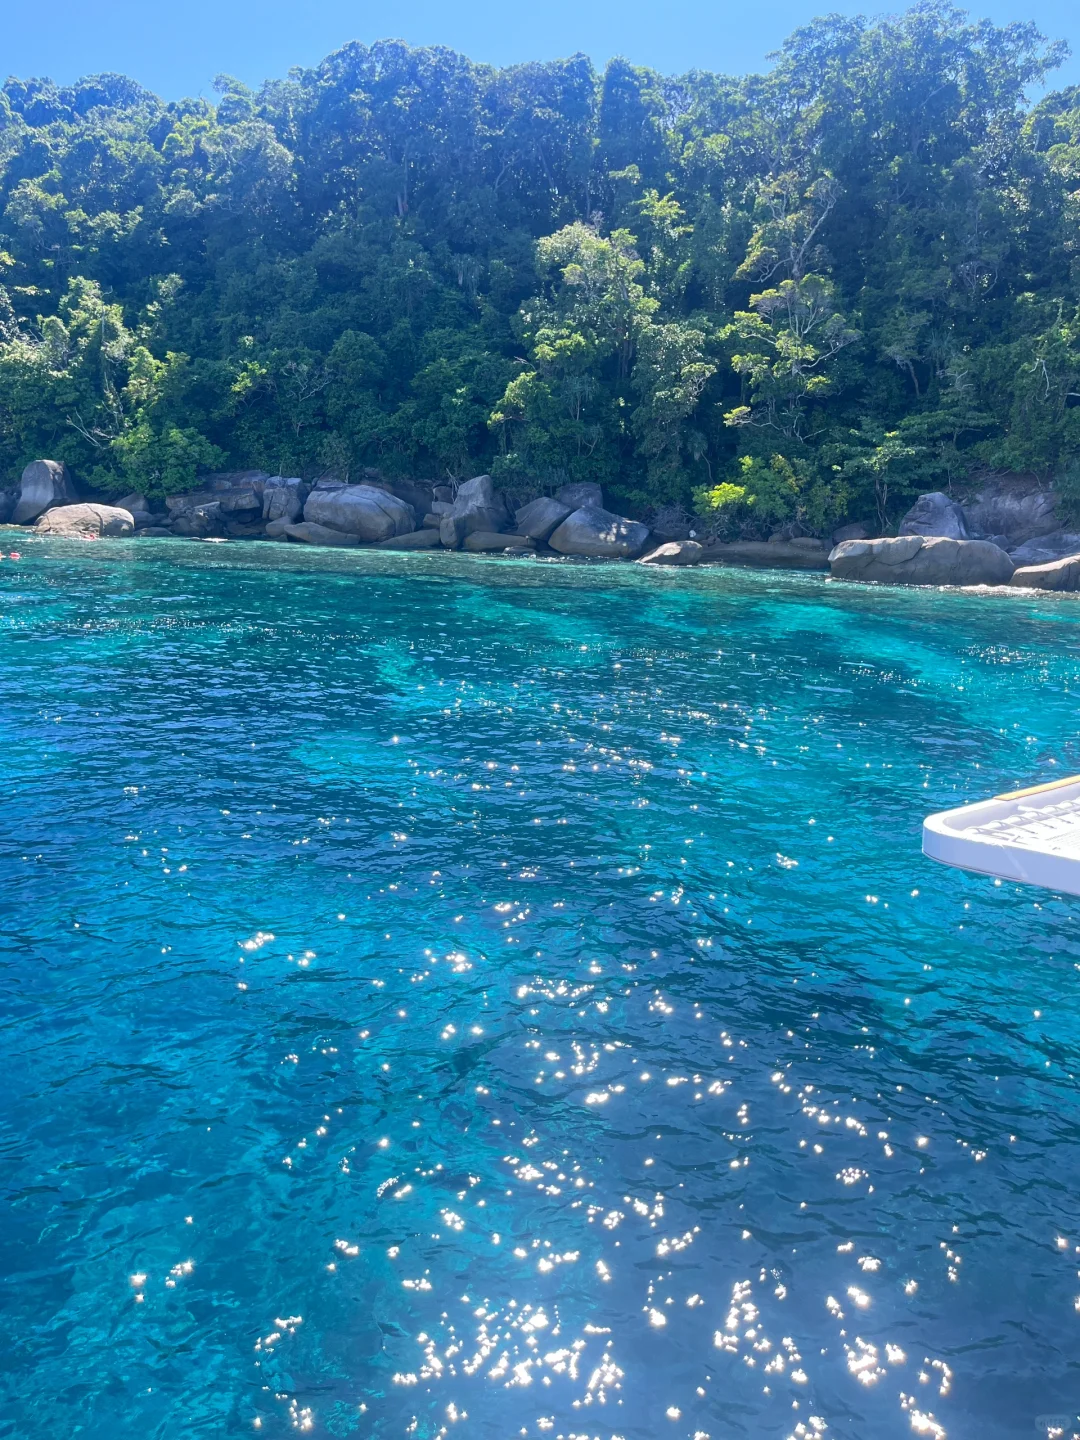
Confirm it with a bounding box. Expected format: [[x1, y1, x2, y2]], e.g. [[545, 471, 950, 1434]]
[[994, 774, 1080, 801]]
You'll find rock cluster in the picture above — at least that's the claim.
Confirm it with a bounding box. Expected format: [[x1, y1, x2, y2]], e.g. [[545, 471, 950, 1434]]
[[829, 476, 1080, 590], [23, 452, 1080, 592], [7, 462, 686, 566]]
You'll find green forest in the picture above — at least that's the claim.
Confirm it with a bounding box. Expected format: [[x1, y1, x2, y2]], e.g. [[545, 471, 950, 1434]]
[[2, 1, 1080, 533]]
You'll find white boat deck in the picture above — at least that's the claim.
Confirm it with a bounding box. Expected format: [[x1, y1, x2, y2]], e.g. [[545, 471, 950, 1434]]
[[923, 774, 1080, 895]]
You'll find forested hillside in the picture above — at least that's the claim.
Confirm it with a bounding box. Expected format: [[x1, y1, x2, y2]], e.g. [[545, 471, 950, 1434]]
[[2, 2, 1080, 532]]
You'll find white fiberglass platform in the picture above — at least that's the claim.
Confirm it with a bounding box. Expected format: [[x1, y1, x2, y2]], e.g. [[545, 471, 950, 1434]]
[[923, 774, 1080, 896]]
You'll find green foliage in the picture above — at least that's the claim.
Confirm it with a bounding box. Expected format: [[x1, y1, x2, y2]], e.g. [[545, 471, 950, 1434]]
[[0, 9, 1076, 524]]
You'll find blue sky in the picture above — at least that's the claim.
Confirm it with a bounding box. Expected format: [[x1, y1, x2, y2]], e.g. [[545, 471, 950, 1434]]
[[5, 0, 1079, 96]]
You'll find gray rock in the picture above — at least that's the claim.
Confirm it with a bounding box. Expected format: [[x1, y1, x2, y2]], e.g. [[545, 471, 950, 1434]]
[[225, 518, 268, 538], [265, 517, 294, 539], [964, 477, 1058, 546], [832, 521, 873, 544], [303, 484, 414, 541], [429, 500, 453, 515], [829, 535, 1014, 586], [135, 526, 173, 538], [638, 540, 704, 566], [556, 481, 603, 510], [514, 496, 572, 542], [421, 513, 442, 529], [463, 531, 536, 552], [127, 509, 154, 529], [440, 515, 467, 549], [701, 541, 829, 570], [36, 503, 134, 537], [283, 521, 360, 547], [899, 492, 969, 540], [381, 478, 435, 516], [373, 529, 443, 550], [114, 491, 149, 513], [432, 484, 454, 503], [0, 491, 16, 524], [1008, 532, 1080, 567], [170, 502, 225, 538], [262, 477, 307, 523], [14, 460, 77, 524], [548, 505, 651, 559], [439, 475, 509, 549], [216, 487, 263, 517], [165, 491, 210, 515], [1009, 554, 1080, 590]]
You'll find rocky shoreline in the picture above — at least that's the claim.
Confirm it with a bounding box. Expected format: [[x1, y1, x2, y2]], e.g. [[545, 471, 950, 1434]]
[[7, 461, 1080, 592], [3, 461, 830, 571]]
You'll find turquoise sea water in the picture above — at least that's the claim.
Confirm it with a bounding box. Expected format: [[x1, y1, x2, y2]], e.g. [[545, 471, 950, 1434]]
[[4, 536, 1080, 1440]]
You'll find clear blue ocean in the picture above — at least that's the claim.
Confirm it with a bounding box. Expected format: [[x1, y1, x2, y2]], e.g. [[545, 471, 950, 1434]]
[[4, 537, 1080, 1440]]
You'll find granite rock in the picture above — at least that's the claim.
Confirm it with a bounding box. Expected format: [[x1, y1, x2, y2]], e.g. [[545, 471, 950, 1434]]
[[830, 534, 1014, 586], [1009, 554, 1080, 590], [303, 484, 414, 541], [439, 475, 509, 549], [638, 540, 704, 566], [36, 503, 134, 537], [463, 531, 536, 552], [556, 482, 603, 510], [14, 460, 77, 525], [514, 496, 572, 542], [373, 529, 443, 549], [283, 521, 360, 547], [548, 505, 650, 559], [899, 491, 969, 540]]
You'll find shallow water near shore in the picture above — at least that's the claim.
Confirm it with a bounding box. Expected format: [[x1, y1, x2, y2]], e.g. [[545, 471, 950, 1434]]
[[4, 534, 1080, 1440]]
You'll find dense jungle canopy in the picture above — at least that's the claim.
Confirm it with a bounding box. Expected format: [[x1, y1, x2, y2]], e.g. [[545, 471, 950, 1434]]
[[2, 2, 1080, 531]]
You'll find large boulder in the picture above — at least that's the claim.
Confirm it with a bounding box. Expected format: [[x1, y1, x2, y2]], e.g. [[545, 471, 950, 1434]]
[[829, 535, 1014, 586], [899, 492, 969, 540], [556, 481, 603, 510], [964, 476, 1059, 547], [548, 505, 651, 559], [514, 496, 572, 542], [14, 460, 77, 524], [303, 484, 414, 541], [638, 540, 703, 566], [1010, 554, 1080, 590], [0, 490, 15, 524], [439, 475, 509, 549], [36, 503, 134, 537], [283, 521, 359, 547], [262, 478, 307, 523]]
